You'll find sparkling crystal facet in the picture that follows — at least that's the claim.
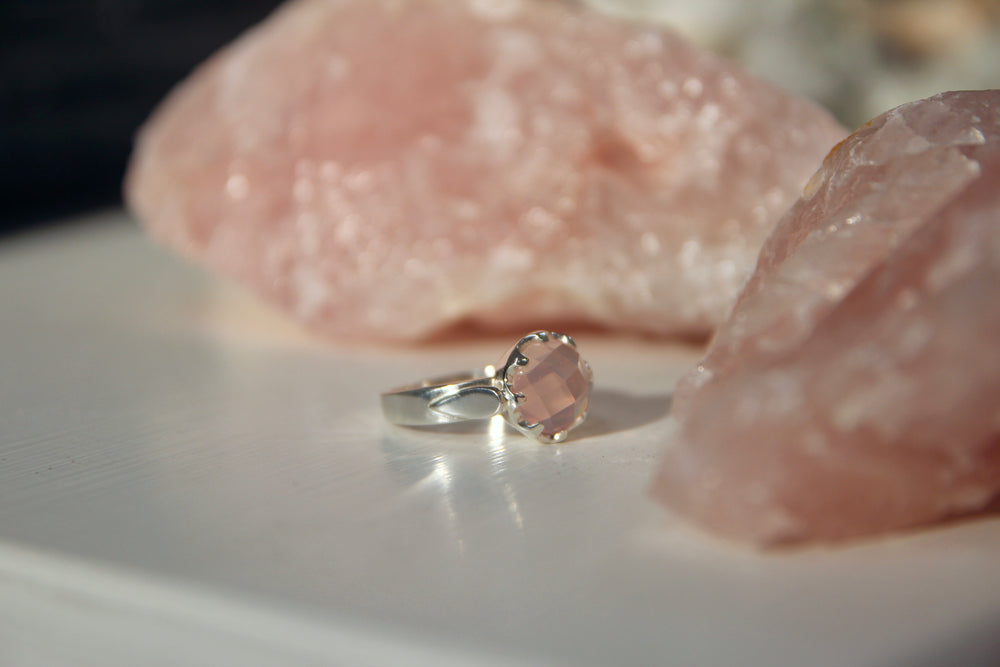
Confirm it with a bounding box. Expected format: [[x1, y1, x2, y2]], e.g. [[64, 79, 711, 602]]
[[507, 339, 591, 437]]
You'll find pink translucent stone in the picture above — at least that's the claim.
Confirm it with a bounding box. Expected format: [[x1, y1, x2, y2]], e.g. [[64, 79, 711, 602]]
[[125, 0, 845, 342], [655, 90, 1000, 546], [507, 339, 592, 437]]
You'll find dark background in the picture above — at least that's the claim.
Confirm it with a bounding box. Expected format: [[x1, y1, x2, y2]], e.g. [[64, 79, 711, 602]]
[[4, 1, 997, 239], [0, 0, 282, 237]]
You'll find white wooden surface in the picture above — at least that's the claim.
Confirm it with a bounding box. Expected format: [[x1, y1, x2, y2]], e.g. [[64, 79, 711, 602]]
[[1, 213, 999, 666]]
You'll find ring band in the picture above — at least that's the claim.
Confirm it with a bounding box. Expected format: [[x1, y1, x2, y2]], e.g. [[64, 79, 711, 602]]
[[381, 331, 593, 443]]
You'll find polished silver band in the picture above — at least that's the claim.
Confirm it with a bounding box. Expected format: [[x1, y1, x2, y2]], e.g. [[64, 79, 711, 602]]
[[380, 331, 591, 443], [380, 367, 505, 427]]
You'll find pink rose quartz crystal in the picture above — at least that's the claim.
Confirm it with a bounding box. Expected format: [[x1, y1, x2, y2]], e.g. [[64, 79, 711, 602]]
[[125, 0, 845, 341], [656, 91, 1000, 546]]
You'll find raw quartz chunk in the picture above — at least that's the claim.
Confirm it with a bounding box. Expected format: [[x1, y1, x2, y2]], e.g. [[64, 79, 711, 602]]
[[125, 0, 845, 341], [656, 91, 1000, 545]]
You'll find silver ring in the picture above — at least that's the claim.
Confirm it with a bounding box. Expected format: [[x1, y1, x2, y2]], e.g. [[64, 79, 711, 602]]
[[381, 331, 593, 443]]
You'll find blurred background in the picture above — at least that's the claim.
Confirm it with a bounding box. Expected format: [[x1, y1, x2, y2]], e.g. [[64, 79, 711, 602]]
[[2, 0, 999, 237], [0, 0, 279, 236]]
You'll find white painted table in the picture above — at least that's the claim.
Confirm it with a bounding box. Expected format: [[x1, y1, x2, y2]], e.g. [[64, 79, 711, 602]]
[[2, 213, 999, 666]]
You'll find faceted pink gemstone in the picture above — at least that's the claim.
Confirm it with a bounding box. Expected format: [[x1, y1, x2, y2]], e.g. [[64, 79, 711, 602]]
[[507, 339, 592, 438]]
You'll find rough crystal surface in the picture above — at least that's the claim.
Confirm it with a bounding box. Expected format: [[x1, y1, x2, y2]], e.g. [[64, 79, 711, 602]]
[[125, 0, 844, 342], [507, 338, 591, 437], [656, 91, 1000, 545]]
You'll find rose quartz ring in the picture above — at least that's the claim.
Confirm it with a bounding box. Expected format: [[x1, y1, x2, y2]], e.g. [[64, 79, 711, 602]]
[[381, 331, 593, 443]]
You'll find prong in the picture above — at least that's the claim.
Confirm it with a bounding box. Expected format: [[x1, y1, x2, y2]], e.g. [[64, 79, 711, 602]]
[[535, 331, 549, 341], [556, 332, 576, 347], [537, 430, 568, 444], [519, 420, 567, 444], [515, 354, 529, 366], [507, 417, 543, 437]]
